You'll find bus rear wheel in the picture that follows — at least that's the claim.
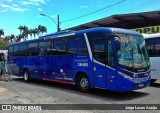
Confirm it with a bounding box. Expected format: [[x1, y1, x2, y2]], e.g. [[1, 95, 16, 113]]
[[23, 70, 30, 82], [77, 74, 91, 93]]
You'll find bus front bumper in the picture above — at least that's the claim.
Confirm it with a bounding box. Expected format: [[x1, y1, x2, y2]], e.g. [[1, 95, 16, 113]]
[[115, 76, 151, 92]]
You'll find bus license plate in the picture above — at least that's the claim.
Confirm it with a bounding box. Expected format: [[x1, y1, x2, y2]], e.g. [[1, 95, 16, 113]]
[[139, 84, 144, 87]]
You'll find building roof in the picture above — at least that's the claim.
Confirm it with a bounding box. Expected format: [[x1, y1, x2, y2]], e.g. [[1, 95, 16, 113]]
[[68, 10, 160, 30]]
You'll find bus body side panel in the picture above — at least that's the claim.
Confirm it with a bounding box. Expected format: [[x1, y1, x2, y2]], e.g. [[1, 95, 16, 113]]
[[73, 56, 94, 87], [41, 55, 93, 86], [53, 56, 70, 82], [63, 56, 81, 83], [106, 67, 117, 91], [9, 56, 40, 78], [9, 57, 21, 76], [26, 56, 39, 78], [36, 56, 53, 80], [144, 36, 160, 80], [92, 62, 117, 90], [18, 57, 27, 76], [9, 56, 29, 77], [92, 62, 107, 89], [36, 56, 59, 80], [150, 57, 160, 80]]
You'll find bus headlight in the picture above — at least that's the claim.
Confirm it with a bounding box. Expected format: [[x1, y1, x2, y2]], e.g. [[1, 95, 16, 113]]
[[118, 72, 132, 80]]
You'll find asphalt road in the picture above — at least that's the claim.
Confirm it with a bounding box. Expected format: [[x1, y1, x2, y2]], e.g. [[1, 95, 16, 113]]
[[0, 76, 160, 113]]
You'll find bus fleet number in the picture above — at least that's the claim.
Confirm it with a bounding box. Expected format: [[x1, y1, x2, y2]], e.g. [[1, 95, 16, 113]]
[[77, 63, 88, 67]]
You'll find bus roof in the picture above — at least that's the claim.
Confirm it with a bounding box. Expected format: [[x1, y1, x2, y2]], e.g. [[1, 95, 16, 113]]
[[78, 27, 142, 36], [39, 30, 75, 38], [9, 27, 142, 46], [9, 30, 76, 46], [143, 33, 160, 39]]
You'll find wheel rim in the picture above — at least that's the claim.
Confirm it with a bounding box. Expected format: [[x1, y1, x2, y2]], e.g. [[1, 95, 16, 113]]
[[24, 72, 28, 81], [80, 77, 88, 89]]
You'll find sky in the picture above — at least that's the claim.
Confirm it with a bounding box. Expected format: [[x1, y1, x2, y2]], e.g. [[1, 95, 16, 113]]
[[0, 0, 160, 38]]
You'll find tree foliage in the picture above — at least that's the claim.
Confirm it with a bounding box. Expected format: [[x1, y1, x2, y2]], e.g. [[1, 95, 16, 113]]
[[0, 25, 47, 50]]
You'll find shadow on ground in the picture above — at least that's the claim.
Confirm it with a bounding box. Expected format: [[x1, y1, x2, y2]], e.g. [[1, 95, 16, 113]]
[[150, 82, 160, 88], [12, 76, 150, 102]]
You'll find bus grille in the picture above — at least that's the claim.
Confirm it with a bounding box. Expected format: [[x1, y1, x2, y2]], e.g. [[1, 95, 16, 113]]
[[132, 76, 149, 82]]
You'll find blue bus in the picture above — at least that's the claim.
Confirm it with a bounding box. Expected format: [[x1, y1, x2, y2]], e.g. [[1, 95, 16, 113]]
[[8, 27, 151, 92]]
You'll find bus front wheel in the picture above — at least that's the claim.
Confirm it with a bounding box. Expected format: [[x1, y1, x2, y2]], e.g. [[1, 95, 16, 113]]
[[77, 74, 91, 93], [23, 70, 30, 82]]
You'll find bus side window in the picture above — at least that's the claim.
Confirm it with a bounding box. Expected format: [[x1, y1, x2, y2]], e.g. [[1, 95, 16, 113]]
[[14, 45, 20, 56], [87, 31, 108, 51], [39, 41, 51, 56], [145, 38, 155, 57], [155, 38, 160, 56], [9, 46, 14, 56], [50, 40, 55, 55], [19, 44, 28, 56], [107, 40, 115, 68], [28, 43, 38, 56], [54, 38, 67, 55], [77, 34, 88, 55], [67, 36, 78, 55], [93, 41, 105, 64]]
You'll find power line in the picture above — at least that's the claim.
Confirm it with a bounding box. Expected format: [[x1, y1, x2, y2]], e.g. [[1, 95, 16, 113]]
[[61, 0, 127, 23], [121, 0, 160, 14], [130, 0, 160, 13]]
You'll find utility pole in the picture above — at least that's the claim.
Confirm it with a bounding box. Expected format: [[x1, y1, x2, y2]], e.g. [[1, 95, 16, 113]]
[[40, 13, 61, 32], [57, 15, 61, 32]]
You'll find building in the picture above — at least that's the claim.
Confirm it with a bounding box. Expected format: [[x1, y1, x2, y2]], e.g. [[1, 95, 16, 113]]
[[68, 10, 160, 34]]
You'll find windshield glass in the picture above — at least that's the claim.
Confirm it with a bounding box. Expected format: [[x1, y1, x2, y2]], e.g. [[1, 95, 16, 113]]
[[114, 33, 150, 71]]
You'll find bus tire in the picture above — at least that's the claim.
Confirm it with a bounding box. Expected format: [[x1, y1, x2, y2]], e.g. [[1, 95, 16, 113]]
[[77, 74, 91, 93], [23, 70, 30, 82]]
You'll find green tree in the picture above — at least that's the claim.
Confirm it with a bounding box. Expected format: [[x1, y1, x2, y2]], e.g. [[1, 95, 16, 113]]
[[18, 25, 23, 35], [10, 34, 15, 42], [32, 28, 39, 39], [4, 36, 10, 42], [22, 25, 29, 40], [18, 25, 29, 40], [16, 34, 23, 42], [0, 34, 9, 50], [0, 40, 8, 50], [28, 28, 33, 39], [38, 25, 47, 35], [0, 29, 4, 37]]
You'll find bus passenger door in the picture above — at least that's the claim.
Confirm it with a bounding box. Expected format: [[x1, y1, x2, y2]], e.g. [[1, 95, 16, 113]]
[[106, 39, 116, 91], [93, 39, 107, 88], [93, 39, 116, 90]]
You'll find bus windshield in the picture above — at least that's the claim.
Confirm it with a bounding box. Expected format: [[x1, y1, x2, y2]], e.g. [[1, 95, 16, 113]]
[[114, 33, 150, 72]]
